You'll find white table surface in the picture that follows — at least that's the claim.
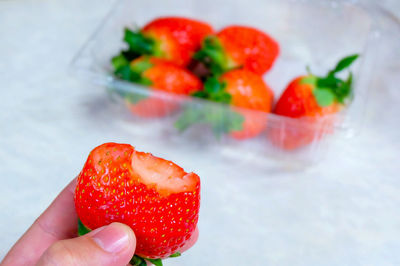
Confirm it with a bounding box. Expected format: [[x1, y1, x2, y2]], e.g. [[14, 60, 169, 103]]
[[1, 0, 400, 265]]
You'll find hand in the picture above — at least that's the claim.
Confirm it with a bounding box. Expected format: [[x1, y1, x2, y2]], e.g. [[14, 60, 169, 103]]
[[1, 179, 136, 265], [2, 179, 198, 265]]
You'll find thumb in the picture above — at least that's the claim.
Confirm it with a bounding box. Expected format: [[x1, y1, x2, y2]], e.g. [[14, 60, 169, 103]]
[[37, 222, 136, 266]]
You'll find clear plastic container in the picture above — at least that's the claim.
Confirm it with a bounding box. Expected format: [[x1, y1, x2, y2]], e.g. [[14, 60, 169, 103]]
[[71, 0, 383, 168]]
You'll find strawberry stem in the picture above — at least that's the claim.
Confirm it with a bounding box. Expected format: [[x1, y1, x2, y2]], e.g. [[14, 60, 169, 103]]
[[306, 54, 359, 107]]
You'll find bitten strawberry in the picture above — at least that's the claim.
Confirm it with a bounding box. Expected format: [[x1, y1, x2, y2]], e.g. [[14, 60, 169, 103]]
[[75, 143, 200, 265], [176, 69, 273, 139], [194, 25, 279, 75], [112, 56, 203, 117], [115, 17, 214, 67], [268, 54, 359, 150]]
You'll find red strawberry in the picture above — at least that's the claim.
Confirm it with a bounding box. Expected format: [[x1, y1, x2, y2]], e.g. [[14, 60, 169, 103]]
[[176, 69, 273, 139], [121, 17, 214, 67], [113, 56, 203, 117], [268, 54, 359, 150], [75, 143, 200, 263], [222, 69, 274, 139], [194, 25, 279, 75]]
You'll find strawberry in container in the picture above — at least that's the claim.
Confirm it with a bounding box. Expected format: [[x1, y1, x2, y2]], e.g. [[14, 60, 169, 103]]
[[176, 69, 274, 139], [114, 17, 214, 67], [268, 54, 359, 150], [193, 25, 279, 76], [112, 56, 202, 117], [75, 143, 200, 265]]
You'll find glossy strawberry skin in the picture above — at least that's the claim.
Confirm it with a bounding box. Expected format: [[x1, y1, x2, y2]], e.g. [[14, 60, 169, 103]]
[[221, 69, 274, 139], [268, 76, 339, 150], [274, 76, 339, 118], [143, 17, 214, 67], [127, 57, 203, 118], [217, 26, 279, 75], [74, 143, 200, 259]]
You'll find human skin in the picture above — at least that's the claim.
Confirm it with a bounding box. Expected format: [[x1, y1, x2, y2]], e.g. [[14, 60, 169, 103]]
[[1, 178, 198, 266]]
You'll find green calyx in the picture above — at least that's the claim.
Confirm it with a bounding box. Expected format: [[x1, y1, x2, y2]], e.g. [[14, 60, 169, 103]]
[[111, 54, 153, 86], [303, 54, 359, 107], [169, 252, 181, 258], [175, 104, 244, 137], [130, 252, 180, 266], [124, 28, 157, 56], [111, 27, 163, 83], [110, 55, 153, 103], [175, 76, 244, 136], [78, 218, 91, 236], [110, 27, 162, 103], [77, 219, 181, 266], [130, 256, 163, 266], [194, 36, 232, 76], [193, 77, 232, 104], [110, 28, 158, 70]]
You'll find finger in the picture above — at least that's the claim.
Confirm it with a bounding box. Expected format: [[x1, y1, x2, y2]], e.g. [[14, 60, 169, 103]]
[[1, 178, 78, 265], [37, 222, 136, 266]]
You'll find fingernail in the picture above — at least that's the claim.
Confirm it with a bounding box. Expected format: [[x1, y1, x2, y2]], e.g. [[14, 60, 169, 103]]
[[91, 223, 130, 253]]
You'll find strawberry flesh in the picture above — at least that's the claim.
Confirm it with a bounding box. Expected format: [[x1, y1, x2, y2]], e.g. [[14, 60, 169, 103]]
[[131, 151, 199, 197]]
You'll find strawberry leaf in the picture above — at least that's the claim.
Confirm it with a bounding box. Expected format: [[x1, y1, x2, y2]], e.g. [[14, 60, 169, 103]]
[[316, 74, 341, 89], [331, 54, 359, 74], [192, 90, 209, 99], [112, 54, 129, 70], [195, 36, 226, 66], [131, 58, 153, 73], [124, 28, 155, 55], [113, 57, 153, 86], [115, 65, 134, 81], [313, 88, 335, 107], [77, 219, 91, 236], [169, 252, 181, 258], [206, 108, 244, 136], [146, 258, 163, 266], [130, 256, 147, 266], [210, 91, 231, 104], [123, 91, 148, 104], [204, 77, 223, 94], [111, 56, 152, 103], [299, 75, 317, 86], [175, 106, 204, 132], [309, 54, 359, 107], [121, 50, 141, 61], [224, 109, 245, 132], [178, 76, 242, 135], [175, 105, 244, 137], [193, 77, 231, 104], [334, 72, 353, 104], [194, 36, 228, 76]]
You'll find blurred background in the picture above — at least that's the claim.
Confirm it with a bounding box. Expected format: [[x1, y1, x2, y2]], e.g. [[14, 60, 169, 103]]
[[1, 0, 399, 265]]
